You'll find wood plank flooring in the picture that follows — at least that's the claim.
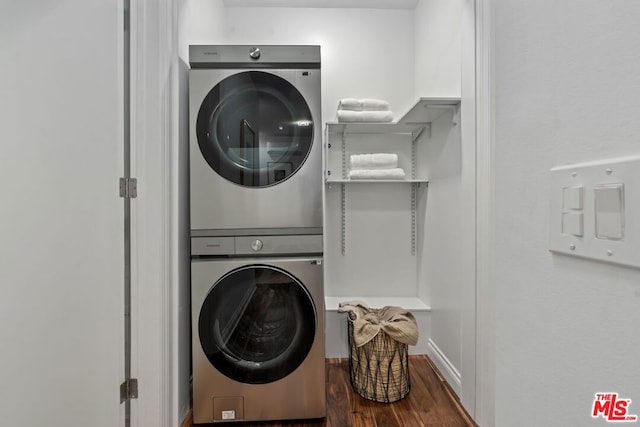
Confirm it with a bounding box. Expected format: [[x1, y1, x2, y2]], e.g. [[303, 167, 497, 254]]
[[186, 355, 476, 427]]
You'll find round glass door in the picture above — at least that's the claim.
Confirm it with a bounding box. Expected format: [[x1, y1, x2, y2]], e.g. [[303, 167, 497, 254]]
[[196, 71, 314, 187], [199, 265, 317, 384]]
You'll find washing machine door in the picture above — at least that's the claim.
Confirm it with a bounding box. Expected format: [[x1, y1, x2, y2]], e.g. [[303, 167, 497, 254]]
[[199, 265, 317, 384], [196, 71, 314, 187]]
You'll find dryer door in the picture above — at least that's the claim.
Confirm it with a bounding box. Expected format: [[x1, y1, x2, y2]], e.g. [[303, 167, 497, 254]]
[[198, 265, 317, 384], [196, 71, 314, 187]]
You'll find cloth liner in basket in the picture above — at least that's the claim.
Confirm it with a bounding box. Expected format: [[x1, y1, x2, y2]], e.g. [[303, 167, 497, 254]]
[[338, 301, 418, 403]]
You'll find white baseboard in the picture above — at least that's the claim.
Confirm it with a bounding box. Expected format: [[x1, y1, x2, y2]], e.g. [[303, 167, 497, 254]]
[[179, 409, 193, 427], [427, 338, 461, 395]]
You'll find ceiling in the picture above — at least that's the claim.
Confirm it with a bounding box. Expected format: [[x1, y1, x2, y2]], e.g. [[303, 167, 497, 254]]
[[222, 0, 419, 9]]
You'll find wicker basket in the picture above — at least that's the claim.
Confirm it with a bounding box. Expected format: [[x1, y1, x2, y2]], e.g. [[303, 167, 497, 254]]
[[347, 313, 411, 403]]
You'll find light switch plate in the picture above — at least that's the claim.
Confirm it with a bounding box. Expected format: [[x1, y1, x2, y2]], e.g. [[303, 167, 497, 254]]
[[594, 184, 624, 240], [562, 212, 584, 236], [549, 155, 640, 269], [563, 186, 584, 210]]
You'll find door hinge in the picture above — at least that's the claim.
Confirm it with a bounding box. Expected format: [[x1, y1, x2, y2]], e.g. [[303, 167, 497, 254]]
[[120, 378, 138, 403], [119, 177, 137, 198]]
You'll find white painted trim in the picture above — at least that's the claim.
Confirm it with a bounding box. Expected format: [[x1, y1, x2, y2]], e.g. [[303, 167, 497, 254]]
[[167, 0, 182, 425], [458, 0, 479, 417], [129, 0, 178, 426], [164, 1, 180, 425], [427, 339, 462, 392], [474, 0, 495, 426]]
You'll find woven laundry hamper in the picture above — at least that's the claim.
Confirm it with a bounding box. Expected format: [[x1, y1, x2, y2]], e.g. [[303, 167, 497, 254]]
[[347, 311, 411, 403]]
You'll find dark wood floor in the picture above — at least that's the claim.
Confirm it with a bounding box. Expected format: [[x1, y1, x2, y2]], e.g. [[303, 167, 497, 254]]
[[186, 355, 475, 427]]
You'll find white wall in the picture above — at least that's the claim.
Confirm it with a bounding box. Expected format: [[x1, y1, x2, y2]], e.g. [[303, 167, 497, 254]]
[[221, 7, 416, 123], [493, 1, 640, 425], [414, 0, 461, 97], [414, 0, 472, 408], [181, 0, 226, 58]]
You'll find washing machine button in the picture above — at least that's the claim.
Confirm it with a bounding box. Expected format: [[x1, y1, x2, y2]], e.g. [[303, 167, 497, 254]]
[[251, 239, 263, 251], [249, 47, 261, 59]]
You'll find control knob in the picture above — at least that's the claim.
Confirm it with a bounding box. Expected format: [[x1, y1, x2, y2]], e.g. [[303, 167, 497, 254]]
[[249, 47, 261, 59], [251, 239, 263, 251]]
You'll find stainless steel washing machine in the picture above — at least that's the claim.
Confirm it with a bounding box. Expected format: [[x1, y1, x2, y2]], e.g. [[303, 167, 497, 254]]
[[189, 45, 322, 235], [191, 234, 325, 424]]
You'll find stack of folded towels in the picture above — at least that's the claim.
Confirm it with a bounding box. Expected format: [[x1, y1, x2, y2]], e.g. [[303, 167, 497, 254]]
[[337, 98, 394, 123], [349, 153, 406, 180]]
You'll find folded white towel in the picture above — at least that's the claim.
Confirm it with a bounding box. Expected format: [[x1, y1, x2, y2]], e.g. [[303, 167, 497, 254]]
[[337, 110, 394, 123], [350, 153, 398, 170], [349, 168, 406, 180], [338, 98, 390, 111]]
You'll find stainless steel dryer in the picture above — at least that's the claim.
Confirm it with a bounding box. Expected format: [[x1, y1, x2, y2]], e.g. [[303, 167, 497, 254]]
[[191, 235, 325, 424], [189, 45, 322, 235]]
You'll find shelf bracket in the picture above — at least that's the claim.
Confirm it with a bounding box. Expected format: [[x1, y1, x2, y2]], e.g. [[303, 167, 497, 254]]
[[411, 125, 428, 143], [424, 104, 459, 126], [341, 183, 346, 256], [411, 138, 417, 180], [411, 183, 417, 256], [341, 131, 347, 179], [452, 104, 460, 126]]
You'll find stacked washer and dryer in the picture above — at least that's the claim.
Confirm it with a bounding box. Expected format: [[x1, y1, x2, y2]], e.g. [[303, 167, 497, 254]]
[[188, 45, 325, 424]]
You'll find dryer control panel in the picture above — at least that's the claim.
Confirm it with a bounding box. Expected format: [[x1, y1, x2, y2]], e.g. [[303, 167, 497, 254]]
[[191, 234, 323, 256], [189, 45, 321, 69]]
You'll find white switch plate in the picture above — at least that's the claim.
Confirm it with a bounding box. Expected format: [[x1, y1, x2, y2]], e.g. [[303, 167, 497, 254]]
[[562, 212, 584, 236], [549, 155, 640, 269], [563, 186, 584, 210], [594, 184, 625, 240]]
